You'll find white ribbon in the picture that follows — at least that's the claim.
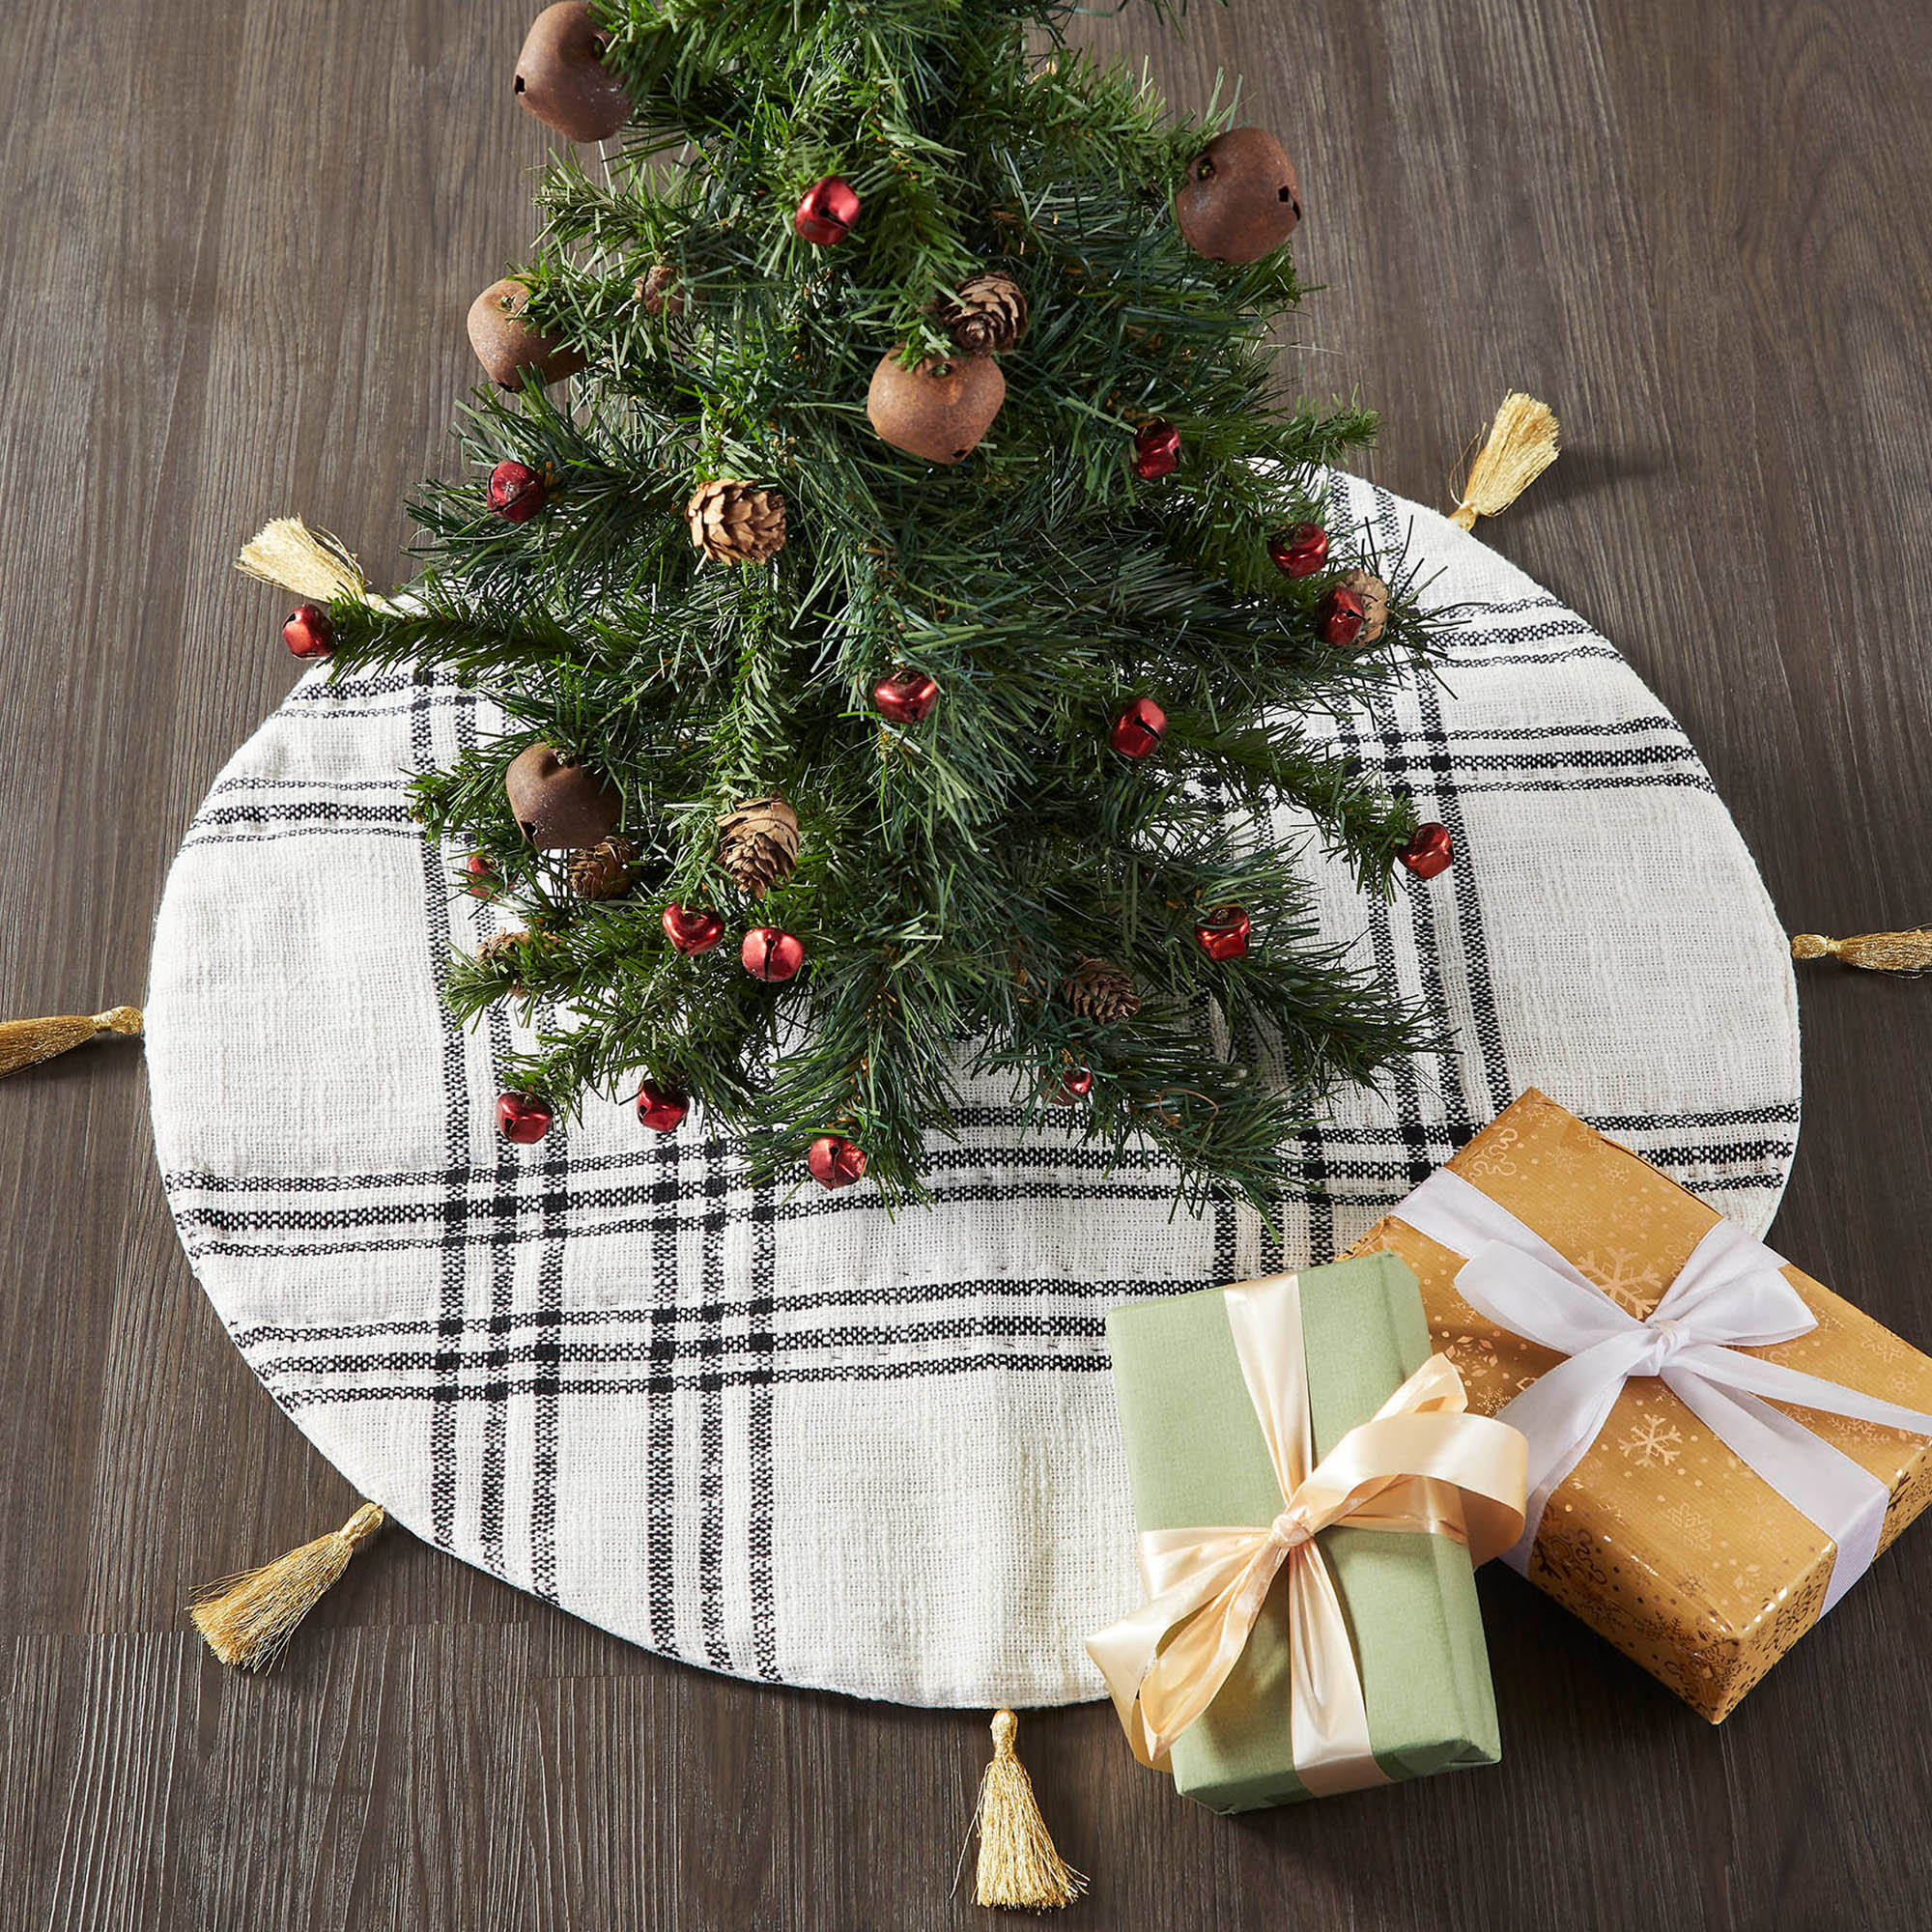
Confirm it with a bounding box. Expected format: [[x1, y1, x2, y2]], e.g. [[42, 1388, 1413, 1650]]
[[1395, 1168, 1932, 1613]]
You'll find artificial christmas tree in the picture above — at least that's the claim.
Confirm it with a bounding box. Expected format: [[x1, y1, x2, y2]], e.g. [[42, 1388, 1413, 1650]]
[[288, 0, 1460, 1206]]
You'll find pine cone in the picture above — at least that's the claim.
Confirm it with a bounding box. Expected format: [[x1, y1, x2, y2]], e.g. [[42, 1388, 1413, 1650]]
[[475, 928, 558, 998], [686, 480, 786, 565], [1338, 569, 1390, 644], [567, 836, 639, 900], [940, 270, 1028, 354], [1063, 956, 1141, 1026], [635, 263, 685, 319], [476, 930, 529, 966], [717, 794, 800, 897]]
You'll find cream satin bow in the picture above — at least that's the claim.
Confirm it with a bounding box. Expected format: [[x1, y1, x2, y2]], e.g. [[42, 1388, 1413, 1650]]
[[1396, 1168, 1932, 1612], [1087, 1274, 1527, 1797]]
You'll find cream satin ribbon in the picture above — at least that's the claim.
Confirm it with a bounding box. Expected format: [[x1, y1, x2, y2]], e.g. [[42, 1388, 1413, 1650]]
[[1395, 1168, 1932, 1612], [1086, 1274, 1528, 1797]]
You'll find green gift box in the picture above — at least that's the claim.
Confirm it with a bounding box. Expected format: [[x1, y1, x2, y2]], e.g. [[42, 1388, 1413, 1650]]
[[1105, 1252, 1503, 1812]]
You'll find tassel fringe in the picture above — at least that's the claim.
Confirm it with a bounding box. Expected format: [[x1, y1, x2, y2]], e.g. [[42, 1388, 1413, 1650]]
[[190, 1502, 385, 1669], [1792, 928, 1932, 974], [236, 517, 388, 608], [1451, 392, 1560, 530], [0, 1006, 143, 1080], [972, 1710, 1086, 1912]]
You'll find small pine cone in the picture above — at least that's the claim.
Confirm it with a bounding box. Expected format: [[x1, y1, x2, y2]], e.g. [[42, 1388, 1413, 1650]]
[[476, 930, 528, 966], [1339, 568, 1390, 643], [940, 270, 1028, 354], [686, 479, 786, 565], [567, 836, 639, 900], [475, 928, 557, 997], [717, 794, 800, 897], [1063, 956, 1141, 1026], [635, 263, 685, 319]]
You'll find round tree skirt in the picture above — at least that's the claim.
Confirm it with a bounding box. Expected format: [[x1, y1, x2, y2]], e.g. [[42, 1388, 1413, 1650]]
[[146, 474, 1800, 1707]]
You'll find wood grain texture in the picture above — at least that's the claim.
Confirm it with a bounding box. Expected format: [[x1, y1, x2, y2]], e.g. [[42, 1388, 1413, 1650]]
[[3, 0, 1931, 1925]]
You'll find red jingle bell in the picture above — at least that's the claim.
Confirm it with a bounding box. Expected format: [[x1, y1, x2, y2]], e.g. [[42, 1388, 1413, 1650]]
[[1317, 584, 1366, 646], [1194, 904, 1252, 961], [795, 176, 860, 245], [497, 1091, 554, 1144], [807, 1134, 867, 1189], [1399, 822, 1455, 880], [872, 668, 940, 724], [742, 926, 806, 982], [1110, 696, 1168, 758], [1133, 419, 1181, 480], [1045, 1066, 1094, 1105], [1266, 523, 1329, 578], [283, 603, 335, 660], [663, 904, 725, 954], [635, 1081, 690, 1133], [490, 460, 547, 524], [464, 854, 497, 898]]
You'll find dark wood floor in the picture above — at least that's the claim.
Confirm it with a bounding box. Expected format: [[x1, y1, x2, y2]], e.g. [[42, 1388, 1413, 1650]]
[[6, 0, 1932, 1925]]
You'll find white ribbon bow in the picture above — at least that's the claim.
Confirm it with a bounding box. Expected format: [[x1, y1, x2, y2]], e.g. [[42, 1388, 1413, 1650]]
[[1396, 1169, 1932, 1613]]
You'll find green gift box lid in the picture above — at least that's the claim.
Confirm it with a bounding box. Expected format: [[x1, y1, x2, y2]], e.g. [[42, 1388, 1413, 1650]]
[[1105, 1251, 1502, 1812]]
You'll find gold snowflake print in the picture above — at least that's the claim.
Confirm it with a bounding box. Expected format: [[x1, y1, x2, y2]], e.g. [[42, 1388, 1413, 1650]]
[[1445, 1334, 1501, 1376], [1463, 1125, 1522, 1179], [1620, 1413, 1684, 1469], [1579, 1247, 1664, 1317]]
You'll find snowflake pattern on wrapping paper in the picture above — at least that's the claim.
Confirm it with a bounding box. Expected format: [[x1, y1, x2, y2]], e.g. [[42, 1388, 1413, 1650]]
[[1578, 1247, 1665, 1317], [1438, 1332, 1538, 1406], [1460, 1125, 1523, 1182], [1443, 1333, 1502, 1380], [1810, 1409, 1916, 1450], [1619, 1412, 1684, 1468]]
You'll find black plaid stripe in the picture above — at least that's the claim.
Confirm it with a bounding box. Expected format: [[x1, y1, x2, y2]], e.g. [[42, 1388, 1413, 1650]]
[[1327, 476, 1460, 1198], [530, 1151, 566, 1603], [288, 670, 420, 703], [748, 1169, 781, 1678], [200, 1100, 1797, 1414], [167, 1114, 1798, 1253], [176, 720, 1717, 858], [165, 1105, 1798, 1266], [698, 1139, 728, 1668], [409, 664, 469, 1555], [646, 1127, 678, 1651], [476, 907, 519, 1577]]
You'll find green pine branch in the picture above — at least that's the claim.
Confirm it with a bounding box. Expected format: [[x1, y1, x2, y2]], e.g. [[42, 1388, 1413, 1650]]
[[323, 0, 1462, 1209]]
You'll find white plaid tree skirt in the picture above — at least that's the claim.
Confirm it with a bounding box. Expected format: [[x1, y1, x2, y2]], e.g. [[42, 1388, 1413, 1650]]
[[146, 475, 1801, 1706]]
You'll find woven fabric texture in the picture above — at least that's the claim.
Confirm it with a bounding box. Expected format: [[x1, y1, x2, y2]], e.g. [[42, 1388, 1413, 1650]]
[[145, 476, 1801, 1706]]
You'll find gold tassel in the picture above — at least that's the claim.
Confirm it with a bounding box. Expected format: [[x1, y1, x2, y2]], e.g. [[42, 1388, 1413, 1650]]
[[189, 1502, 385, 1669], [1792, 928, 1932, 974], [1450, 391, 1560, 530], [972, 1710, 1086, 1912], [0, 1006, 143, 1079], [235, 517, 394, 610]]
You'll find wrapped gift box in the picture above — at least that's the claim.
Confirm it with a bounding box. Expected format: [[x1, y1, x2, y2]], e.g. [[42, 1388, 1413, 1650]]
[[1105, 1253, 1505, 1811], [1350, 1089, 1932, 1721]]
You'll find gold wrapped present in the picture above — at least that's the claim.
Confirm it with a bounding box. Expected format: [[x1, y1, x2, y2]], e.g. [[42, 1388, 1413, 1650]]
[[1349, 1090, 1932, 1720]]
